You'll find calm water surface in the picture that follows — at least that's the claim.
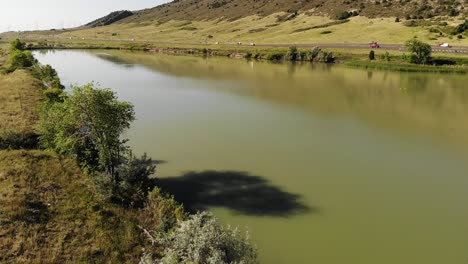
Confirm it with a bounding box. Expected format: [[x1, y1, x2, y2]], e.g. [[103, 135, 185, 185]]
[[35, 50, 468, 264]]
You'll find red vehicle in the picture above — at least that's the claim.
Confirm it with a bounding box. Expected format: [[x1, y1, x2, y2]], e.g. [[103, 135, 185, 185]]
[[369, 41, 380, 48]]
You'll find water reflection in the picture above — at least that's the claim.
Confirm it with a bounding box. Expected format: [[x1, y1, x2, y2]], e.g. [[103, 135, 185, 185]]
[[158, 170, 312, 217], [93, 50, 468, 153]]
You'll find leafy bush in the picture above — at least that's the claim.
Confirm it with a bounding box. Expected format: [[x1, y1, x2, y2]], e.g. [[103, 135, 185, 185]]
[[318, 51, 335, 63], [32, 64, 65, 90], [139, 188, 185, 233], [37, 83, 135, 176], [43, 88, 65, 102], [405, 39, 432, 64], [454, 20, 468, 35], [94, 151, 156, 207], [141, 212, 258, 264], [369, 50, 375, 60], [308, 47, 322, 61], [10, 39, 26, 51], [266, 52, 285, 61], [336, 11, 352, 20], [9, 50, 36, 69], [286, 46, 299, 61]]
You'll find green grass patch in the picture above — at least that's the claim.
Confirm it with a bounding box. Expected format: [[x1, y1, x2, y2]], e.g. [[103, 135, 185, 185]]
[[345, 60, 468, 73]]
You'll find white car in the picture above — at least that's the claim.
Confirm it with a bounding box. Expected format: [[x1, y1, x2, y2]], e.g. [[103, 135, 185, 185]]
[[438, 43, 450, 48]]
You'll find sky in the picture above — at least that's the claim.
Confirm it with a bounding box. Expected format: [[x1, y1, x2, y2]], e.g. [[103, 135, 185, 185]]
[[0, 0, 170, 32]]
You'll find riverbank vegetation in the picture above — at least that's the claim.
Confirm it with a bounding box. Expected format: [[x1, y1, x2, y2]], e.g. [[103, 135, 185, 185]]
[[0, 40, 258, 263], [346, 39, 468, 73]]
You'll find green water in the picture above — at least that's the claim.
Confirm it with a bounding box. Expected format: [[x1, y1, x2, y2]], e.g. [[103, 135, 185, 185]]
[[35, 50, 468, 264]]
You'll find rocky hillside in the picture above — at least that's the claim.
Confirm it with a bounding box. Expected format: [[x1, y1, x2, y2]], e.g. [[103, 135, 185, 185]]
[[117, 0, 466, 24], [84, 10, 134, 28]]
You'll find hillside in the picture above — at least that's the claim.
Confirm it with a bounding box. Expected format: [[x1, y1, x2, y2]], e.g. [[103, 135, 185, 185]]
[[2, 0, 467, 46], [121, 0, 466, 23], [84, 10, 134, 28]]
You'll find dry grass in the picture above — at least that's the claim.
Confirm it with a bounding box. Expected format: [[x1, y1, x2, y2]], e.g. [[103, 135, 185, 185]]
[[0, 150, 143, 263], [50, 14, 468, 46], [0, 70, 43, 136]]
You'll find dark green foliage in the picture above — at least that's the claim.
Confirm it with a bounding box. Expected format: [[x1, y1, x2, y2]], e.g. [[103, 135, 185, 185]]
[[318, 51, 336, 63], [286, 46, 300, 61], [405, 39, 432, 64], [38, 84, 136, 177], [32, 64, 65, 90], [139, 188, 185, 233], [9, 50, 36, 69], [309, 47, 322, 61], [266, 52, 285, 61], [369, 50, 375, 60], [384, 51, 391, 62], [336, 11, 352, 20], [10, 39, 26, 51], [454, 20, 468, 35], [0, 131, 38, 150], [94, 151, 156, 207]]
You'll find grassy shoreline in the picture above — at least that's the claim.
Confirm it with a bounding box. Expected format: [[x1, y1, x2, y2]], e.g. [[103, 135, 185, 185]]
[[14, 38, 468, 74], [345, 60, 468, 73]]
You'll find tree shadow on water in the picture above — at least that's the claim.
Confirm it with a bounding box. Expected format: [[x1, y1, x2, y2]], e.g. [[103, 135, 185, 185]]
[[157, 171, 314, 217]]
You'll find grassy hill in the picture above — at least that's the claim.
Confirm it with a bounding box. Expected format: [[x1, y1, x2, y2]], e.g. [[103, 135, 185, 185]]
[[122, 0, 466, 22], [2, 1, 466, 46]]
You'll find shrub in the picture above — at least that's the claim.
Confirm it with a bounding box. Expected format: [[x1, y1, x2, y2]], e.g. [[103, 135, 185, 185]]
[[139, 188, 185, 233], [286, 46, 300, 61], [308, 47, 322, 61], [318, 51, 335, 63], [336, 11, 351, 20], [405, 39, 432, 64], [369, 50, 375, 60], [266, 52, 284, 61], [32, 64, 65, 90], [141, 212, 258, 264], [384, 51, 391, 62], [43, 88, 65, 102], [9, 50, 36, 69], [94, 151, 156, 207], [10, 39, 26, 51]]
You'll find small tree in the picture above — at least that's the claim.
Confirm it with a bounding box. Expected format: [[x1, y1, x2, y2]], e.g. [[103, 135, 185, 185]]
[[405, 39, 432, 64], [369, 50, 375, 60], [38, 83, 135, 178]]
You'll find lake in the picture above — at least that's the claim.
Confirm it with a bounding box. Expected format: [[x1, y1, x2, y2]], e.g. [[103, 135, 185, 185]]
[[35, 50, 468, 264]]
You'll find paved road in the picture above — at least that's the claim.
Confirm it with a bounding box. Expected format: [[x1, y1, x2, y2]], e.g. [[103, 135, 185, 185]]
[[253, 43, 468, 53], [10, 35, 468, 54]]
